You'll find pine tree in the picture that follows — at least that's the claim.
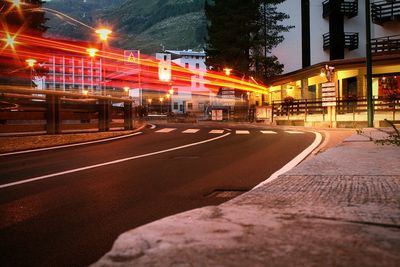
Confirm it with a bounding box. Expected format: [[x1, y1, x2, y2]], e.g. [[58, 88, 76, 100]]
[[204, 0, 261, 75], [253, 0, 293, 79], [204, 0, 292, 81]]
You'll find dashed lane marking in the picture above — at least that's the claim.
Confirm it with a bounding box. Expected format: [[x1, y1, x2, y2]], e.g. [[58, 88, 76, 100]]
[[285, 131, 305, 134], [236, 130, 250, 135], [182, 129, 200, 134], [156, 128, 177, 133], [260, 130, 278, 134], [209, 130, 225, 134]]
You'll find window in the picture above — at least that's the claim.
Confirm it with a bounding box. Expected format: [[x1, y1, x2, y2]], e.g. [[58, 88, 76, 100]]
[[164, 55, 167, 61], [196, 63, 200, 69], [173, 102, 178, 109], [185, 63, 189, 69], [187, 103, 193, 109]]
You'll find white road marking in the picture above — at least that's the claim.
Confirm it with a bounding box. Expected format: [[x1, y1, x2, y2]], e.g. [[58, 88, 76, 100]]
[[156, 128, 176, 133], [148, 123, 157, 129], [182, 129, 200, 134], [261, 130, 277, 134], [0, 132, 144, 157], [285, 131, 305, 134], [0, 133, 231, 189], [253, 131, 322, 189], [236, 130, 250, 135], [209, 130, 224, 134]]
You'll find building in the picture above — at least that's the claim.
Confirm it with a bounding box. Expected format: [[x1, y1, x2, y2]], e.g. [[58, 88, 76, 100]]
[[273, 0, 400, 73], [158, 50, 211, 114], [267, 0, 400, 127]]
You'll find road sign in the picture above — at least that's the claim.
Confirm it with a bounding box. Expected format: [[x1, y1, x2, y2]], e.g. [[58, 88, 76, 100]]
[[124, 50, 140, 65], [322, 82, 336, 107]]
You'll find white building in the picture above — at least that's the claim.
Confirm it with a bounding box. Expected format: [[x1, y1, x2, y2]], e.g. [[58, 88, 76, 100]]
[[159, 49, 211, 114], [273, 0, 400, 74]]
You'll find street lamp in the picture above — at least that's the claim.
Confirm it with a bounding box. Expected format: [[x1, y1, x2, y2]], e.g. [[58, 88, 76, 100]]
[[159, 97, 164, 114], [26, 58, 37, 89], [96, 28, 112, 96], [86, 48, 98, 58], [123, 86, 130, 97], [95, 28, 112, 41], [223, 68, 232, 76]]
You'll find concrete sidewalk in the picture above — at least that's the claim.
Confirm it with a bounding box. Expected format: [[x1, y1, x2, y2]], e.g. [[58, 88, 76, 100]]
[[92, 129, 400, 267]]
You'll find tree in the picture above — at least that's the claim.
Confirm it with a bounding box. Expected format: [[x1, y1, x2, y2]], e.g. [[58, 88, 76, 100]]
[[204, 0, 292, 81], [204, 0, 261, 75], [253, 0, 293, 79]]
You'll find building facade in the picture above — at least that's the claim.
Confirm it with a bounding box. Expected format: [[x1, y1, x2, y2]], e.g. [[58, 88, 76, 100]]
[[267, 0, 400, 127]]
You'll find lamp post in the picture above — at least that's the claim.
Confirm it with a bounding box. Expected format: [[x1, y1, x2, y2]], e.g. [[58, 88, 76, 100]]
[[95, 28, 112, 95], [365, 0, 374, 127], [26, 59, 37, 89], [123, 86, 130, 97], [86, 48, 98, 93], [148, 98, 152, 113], [159, 97, 164, 114]]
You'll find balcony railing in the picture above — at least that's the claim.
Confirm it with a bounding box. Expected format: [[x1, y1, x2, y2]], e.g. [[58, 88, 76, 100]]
[[371, 0, 400, 24], [371, 34, 400, 54], [323, 32, 359, 50], [322, 0, 358, 18]]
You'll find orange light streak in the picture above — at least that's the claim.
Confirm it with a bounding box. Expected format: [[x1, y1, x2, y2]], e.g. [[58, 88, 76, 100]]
[[0, 31, 269, 96]]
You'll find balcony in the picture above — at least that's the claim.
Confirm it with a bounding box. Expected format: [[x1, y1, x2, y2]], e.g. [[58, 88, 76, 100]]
[[371, 0, 400, 25], [371, 34, 400, 54], [323, 0, 358, 18], [323, 32, 359, 50]]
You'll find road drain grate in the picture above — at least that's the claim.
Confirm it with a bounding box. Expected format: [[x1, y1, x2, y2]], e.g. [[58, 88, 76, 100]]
[[205, 189, 248, 198]]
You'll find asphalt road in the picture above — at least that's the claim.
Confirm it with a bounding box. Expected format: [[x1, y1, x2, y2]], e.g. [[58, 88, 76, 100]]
[[0, 123, 317, 267]]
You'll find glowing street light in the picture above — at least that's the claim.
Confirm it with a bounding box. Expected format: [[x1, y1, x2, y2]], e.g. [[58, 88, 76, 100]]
[[11, 0, 21, 8], [123, 86, 130, 92], [95, 28, 112, 41], [166, 93, 170, 99], [26, 58, 37, 89], [223, 68, 232, 76], [82, 89, 89, 96], [25, 58, 37, 68], [148, 98, 152, 104], [86, 48, 98, 58]]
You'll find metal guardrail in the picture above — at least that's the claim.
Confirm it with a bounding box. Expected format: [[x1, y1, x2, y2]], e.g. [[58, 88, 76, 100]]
[[0, 86, 133, 134]]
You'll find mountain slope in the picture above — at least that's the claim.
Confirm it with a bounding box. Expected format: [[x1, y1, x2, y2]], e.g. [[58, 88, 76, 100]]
[[44, 0, 206, 53]]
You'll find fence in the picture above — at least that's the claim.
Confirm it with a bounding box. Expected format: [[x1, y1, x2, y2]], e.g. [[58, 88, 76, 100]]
[[272, 97, 400, 127], [0, 86, 133, 134]]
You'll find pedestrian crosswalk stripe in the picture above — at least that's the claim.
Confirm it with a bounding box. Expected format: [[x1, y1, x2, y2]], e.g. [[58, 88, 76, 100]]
[[236, 130, 250, 134], [209, 129, 224, 134], [261, 130, 277, 134], [285, 131, 304, 134], [182, 129, 200, 134], [156, 128, 176, 133]]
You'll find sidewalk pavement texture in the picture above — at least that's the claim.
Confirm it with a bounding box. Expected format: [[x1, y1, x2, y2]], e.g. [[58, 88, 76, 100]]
[[92, 128, 400, 267]]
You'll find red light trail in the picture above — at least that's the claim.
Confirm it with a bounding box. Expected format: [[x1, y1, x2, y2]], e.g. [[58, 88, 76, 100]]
[[0, 30, 269, 96]]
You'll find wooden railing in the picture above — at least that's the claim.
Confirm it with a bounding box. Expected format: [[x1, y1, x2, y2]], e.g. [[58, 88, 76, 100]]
[[323, 0, 358, 18], [0, 86, 133, 134], [272, 97, 400, 121], [371, 34, 400, 54], [371, 0, 400, 24], [323, 32, 359, 50]]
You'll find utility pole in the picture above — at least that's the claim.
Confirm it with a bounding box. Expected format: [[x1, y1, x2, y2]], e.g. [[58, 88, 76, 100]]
[[365, 0, 374, 127]]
